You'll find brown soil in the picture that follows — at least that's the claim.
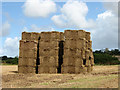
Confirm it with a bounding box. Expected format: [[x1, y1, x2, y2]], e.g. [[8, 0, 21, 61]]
[[2, 65, 119, 88]]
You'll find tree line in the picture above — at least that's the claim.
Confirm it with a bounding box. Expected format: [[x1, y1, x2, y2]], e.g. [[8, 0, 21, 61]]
[[93, 48, 120, 65]]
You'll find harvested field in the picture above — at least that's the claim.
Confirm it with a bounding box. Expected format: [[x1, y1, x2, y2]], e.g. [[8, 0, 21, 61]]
[[2, 65, 119, 88]]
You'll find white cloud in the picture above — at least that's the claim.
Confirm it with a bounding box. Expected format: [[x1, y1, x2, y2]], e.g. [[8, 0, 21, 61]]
[[51, 1, 95, 29], [31, 24, 54, 31], [92, 10, 118, 49], [103, 2, 118, 16], [0, 37, 20, 57], [0, 21, 10, 37], [22, 24, 54, 32], [22, 0, 56, 18], [97, 10, 114, 19]]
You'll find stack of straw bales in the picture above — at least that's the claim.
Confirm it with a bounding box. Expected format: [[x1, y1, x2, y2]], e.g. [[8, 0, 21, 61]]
[[18, 32, 40, 73], [61, 30, 94, 74], [18, 30, 94, 74], [38, 31, 64, 74]]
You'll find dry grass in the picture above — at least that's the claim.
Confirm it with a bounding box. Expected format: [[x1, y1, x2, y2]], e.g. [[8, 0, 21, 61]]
[[2, 65, 119, 88]]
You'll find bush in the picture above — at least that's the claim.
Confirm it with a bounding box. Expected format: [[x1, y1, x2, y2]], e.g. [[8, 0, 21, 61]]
[[94, 53, 120, 65], [2, 57, 18, 65]]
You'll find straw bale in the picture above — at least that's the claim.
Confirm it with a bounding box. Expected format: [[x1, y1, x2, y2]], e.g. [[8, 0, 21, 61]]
[[18, 66, 36, 73], [85, 32, 91, 41], [81, 50, 86, 59], [76, 49, 82, 57], [49, 56, 58, 67], [20, 40, 38, 50], [64, 30, 78, 39], [18, 57, 36, 66], [39, 56, 50, 66], [49, 67, 57, 74], [64, 48, 77, 57], [40, 32, 51, 40], [60, 32, 65, 41], [78, 30, 86, 39], [64, 39, 77, 48], [51, 31, 60, 39], [22, 32, 31, 40], [91, 66, 93, 71], [79, 66, 87, 73], [85, 59, 90, 67], [88, 40, 92, 49], [61, 66, 75, 74], [90, 58, 94, 66], [39, 49, 51, 56], [85, 50, 90, 59], [31, 32, 40, 40], [77, 38, 86, 49], [87, 65, 91, 73], [75, 58, 83, 66], [75, 67, 80, 74], [63, 57, 76, 66], [38, 66, 49, 74], [20, 49, 37, 58]]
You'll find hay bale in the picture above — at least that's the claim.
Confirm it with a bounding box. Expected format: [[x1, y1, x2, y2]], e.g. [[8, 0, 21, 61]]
[[50, 49, 59, 56], [39, 49, 51, 56], [18, 66, 36, 73], [85, 50, 90, 59], [31, 32, 40, 40], [22, 32, 31, 40], [49, 67, 57, 74], [60, 32, 65, 41], [20, 40, 38, 50], [88, 40, 92, 49], [63, 57, 76, 66], [51, 31, 60, 39], [64, 30, 78, 39], [75, 58, 83, 66], [90, 58, 94, 66], [38, 65, 49, 74], [64, 39, 77, 48], [78, 30, 86, 39], [91, 66, 93, 71], [76, 49, 82, 57], [64, 48, 77, 57], [79, 66, 87, 73], [81, 50, 86, 59], [61, 66, 75, 74], [77, 38, 86, 49], [40, 32, 51, 40], [85, 32, 91, 41], [85, 59, 90, 67], [21, 49, 37, 58], [75, 67, 80, 74], [49, 56, 58, 67], [39, 56, 58, 67], [87, 65, 91, 73], [39, 56, 50, 66], [19, 57, 36, 66]]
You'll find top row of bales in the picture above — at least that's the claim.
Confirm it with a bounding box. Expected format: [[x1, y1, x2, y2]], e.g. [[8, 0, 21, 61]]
[[22, 32, 41, 41], [64, 30, 90, 41], [22, 30, 90, 41], [22, 31, 64, 41]]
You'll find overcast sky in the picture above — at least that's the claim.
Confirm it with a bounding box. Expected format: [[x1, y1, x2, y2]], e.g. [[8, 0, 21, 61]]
[[0, 0, 118, 57]]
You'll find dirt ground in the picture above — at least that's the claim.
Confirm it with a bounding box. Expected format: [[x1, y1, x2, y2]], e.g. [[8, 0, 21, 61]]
[[1, 65, 119, 88]]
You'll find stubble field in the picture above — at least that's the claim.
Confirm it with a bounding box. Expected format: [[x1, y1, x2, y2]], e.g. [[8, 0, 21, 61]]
[[1, 65, 119, 88]]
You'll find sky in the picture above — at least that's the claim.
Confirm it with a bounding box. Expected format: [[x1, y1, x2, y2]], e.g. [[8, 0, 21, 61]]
[[0, 0, 118, 57]]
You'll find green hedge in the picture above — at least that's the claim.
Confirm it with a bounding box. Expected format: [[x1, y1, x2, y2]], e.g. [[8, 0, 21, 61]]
[[94, 53, 120, 65], [2, 58, 18, 65]]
